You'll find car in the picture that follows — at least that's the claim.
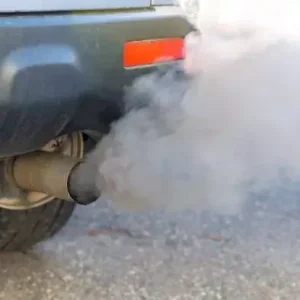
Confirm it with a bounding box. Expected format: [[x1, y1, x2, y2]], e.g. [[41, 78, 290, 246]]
[[0, 0, 192, 251]]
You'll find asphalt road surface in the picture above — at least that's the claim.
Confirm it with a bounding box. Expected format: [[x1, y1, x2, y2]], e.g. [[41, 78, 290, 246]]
[[1, 192, 300, 300]]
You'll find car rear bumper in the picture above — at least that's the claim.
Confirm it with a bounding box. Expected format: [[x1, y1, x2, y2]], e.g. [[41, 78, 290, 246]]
[[0, 7, 192, 157]]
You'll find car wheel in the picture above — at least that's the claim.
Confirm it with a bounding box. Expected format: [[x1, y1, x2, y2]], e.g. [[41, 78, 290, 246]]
[[0, 199, 75, 251], [0, 131, 88, 251]]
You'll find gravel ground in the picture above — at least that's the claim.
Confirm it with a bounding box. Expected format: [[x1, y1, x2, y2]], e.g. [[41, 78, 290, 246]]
[[1, 193, 300, 300]]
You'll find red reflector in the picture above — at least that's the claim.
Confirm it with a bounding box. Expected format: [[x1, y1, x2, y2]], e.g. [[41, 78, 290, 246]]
[[124, 38, 184, 68]]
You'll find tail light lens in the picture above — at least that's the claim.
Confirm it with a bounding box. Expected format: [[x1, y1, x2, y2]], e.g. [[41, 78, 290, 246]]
[[123, 37, 185, 68]]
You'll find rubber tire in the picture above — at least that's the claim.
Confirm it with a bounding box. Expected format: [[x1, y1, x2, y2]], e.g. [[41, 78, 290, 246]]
[[0, 199, 75, 251]]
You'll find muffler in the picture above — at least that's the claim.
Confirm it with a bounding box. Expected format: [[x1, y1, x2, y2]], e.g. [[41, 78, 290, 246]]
[[11, 151, 101, 205]]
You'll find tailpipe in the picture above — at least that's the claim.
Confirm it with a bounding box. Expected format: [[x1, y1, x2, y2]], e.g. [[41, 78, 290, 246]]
[[11, 151, 101, 205]]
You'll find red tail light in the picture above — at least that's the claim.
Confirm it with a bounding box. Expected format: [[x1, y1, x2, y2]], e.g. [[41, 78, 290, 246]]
[[123, 37, 185, 68]]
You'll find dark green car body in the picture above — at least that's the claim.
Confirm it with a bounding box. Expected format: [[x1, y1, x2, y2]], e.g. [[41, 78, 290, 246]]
[[0, 4, 191, 157]]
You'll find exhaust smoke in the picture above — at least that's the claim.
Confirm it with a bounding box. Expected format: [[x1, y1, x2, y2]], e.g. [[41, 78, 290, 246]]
[[78, 0, 300, 213]]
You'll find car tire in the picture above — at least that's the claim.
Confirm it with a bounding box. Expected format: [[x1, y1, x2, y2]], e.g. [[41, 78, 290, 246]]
[[0, 199, 75, 251]]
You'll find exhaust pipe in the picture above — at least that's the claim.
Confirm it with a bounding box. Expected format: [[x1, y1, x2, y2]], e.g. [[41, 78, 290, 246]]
[[11, 151, 101, 205]]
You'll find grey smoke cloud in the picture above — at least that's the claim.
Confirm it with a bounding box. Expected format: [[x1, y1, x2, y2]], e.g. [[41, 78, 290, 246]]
[[81, 0, 300, 214]]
